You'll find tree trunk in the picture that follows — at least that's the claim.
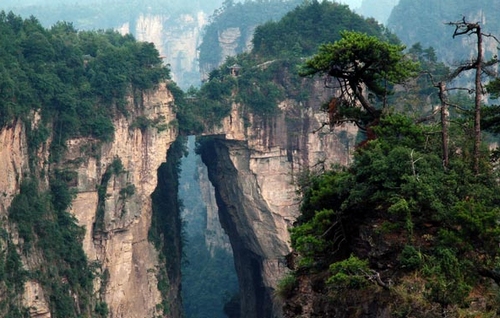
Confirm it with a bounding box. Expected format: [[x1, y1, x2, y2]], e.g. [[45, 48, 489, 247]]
[[353, 82, 378, 118], [438, 81, 449, 168], [473, 25, 483, 175]]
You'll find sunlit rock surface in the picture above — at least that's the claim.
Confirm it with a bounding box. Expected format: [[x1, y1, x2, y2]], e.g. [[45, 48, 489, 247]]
[[66, 83, 178, 317], [200, 81, 357, 317]]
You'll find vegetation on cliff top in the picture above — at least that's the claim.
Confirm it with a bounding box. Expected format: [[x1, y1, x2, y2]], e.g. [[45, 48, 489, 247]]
[[282, 12, 500, 318], [0, 11, 169, 317], [0, 11, 169, 153], [286, 113, 500, 316], [178, 0, 393, 135], [198, 0, 304, 71]]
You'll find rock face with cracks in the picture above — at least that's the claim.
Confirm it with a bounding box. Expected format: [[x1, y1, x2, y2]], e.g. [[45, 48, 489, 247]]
[[66, 83, 179, 317], [1, 77, 355, 317], [0, 83, 179, 318], [198, 81, 357, 317]]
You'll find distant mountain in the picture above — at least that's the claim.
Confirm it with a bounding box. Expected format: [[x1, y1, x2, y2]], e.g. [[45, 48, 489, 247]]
[[388, 0, 500, 63], [356, 0, 399, 25], [198, 0, 304, 79], [0, 0, 224, 29], [0, 0, 230, 89]]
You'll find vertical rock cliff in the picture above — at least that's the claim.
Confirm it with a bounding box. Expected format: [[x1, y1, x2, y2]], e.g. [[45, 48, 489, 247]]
[[198, 81, 358, 317], [0, 83, 179, 318], [117, 12, 208, 89], [0, 120, 29, 216], [67, 83, 179, 317]]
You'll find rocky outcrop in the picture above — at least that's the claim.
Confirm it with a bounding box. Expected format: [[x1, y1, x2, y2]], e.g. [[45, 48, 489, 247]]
[[0, 83, 179, 318], [199, 80, 357, 317], [0, 119, 52, 317], [0, 119, 29, 215], [218, 27, 244, 63], [23, 281, 50, 318], [117, 12, 208, 89], [200, 24, 256, 82], [65, 83, 178, 317], [0, 65, 354, 318]]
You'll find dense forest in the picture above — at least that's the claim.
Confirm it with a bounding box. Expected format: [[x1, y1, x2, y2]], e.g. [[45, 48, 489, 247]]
[[177, 0, 395, 135], [0, 12, 168, 151], [0, 11, 169, 317], [2, 0, 500, 316], [189, 0, 500, 316]]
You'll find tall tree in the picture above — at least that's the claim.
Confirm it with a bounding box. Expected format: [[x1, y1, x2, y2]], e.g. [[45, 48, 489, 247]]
[[447, 17, 499, 174], [299, 31, 418, 129]]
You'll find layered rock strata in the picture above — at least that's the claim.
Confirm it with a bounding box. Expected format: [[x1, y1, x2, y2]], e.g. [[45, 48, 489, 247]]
[[199, 81, 358, 317], [0, 83, 179, 318], [117, 12, 207, 89], [66, 83, 178, 317]]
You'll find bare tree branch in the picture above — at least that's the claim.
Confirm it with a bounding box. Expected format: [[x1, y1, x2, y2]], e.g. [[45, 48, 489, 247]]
[[482, 32, 500, 45], [447, 16, 480, 38], [446, 16, 491, 174]]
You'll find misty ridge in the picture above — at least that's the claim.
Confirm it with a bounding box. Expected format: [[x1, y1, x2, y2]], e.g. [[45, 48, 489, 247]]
[[1, 0, 227, 29], [1, 0, 395, 29], [3, 0, 226, 10]]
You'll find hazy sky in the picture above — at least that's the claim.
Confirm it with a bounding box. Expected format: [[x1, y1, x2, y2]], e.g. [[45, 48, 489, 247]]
[[338, 0, 363, 9]]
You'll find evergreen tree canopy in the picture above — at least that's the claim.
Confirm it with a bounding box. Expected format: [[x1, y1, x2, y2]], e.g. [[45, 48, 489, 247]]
[[0, 11, 169, 155], [299, 31, 418, 123]]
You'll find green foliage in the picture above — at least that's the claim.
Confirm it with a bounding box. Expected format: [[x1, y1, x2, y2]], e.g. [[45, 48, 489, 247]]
[[327, 255, 370, 290], [290, 209, 337, 269], [119, 183, 136, 200], [290, 112, 500, 311], [275, 273, 297, 301], [235, 60, 284, 116], [486, 78, 500, 99], [172, 71, 235, 134], [253, 1, 390, 59], [167, 85, 197, 135], [297, 169, 352, 224], [398, 245, 423, 270], [422, 247, 472, 306], [0, 241, 30, 316], [193, 0, 398, 129], [483, 106, 500, 134], [372, 112, 427, 148], [130, 116, 154, 132], [94, 302, 109, 317], [7, 178, 98, 317], [0, 12, 170, 161], [300, 30, 418, 118]]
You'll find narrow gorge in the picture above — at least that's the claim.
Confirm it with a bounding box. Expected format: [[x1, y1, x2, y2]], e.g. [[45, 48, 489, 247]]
[[4, 1, 500, 317], [0, 2, 379, 317], [0, 77, 356, 318]]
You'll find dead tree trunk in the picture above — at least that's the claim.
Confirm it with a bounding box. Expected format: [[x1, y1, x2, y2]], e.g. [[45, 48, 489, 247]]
[[473, 23, 483, 175], [437, 81, 449, 168], [448, 17, 483, 175]]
